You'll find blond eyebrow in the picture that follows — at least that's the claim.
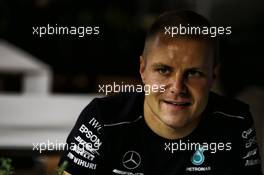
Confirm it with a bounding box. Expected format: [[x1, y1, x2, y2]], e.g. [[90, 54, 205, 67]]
[[151, 63, 210, 72], [151, 63, 173, 69], [187, 65, 211, 71], [185, 67, 202, 71]]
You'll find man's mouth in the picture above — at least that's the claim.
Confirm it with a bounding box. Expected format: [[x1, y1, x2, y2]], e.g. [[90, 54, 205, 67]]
[[163, 100, 192, 107]]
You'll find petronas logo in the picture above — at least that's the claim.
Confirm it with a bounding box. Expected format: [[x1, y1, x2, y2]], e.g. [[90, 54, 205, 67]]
[[191, 146, 205, 166]]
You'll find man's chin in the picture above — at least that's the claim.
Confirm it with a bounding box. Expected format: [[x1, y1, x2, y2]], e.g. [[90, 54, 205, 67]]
[[162, 116, 190, 130]]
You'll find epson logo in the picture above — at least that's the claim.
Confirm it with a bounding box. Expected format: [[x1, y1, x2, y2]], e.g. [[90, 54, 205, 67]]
[[79, 124, 102, 149]]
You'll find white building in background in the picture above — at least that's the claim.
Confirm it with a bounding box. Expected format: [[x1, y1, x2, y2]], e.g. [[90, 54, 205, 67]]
[[0, 39, 51, 95], [0, 40, 97, 149]]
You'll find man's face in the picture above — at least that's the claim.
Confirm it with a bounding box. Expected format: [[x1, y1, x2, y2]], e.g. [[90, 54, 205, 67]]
[[140, 37, 216, 133]]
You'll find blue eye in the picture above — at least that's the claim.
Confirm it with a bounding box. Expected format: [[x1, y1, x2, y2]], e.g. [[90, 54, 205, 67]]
[[187, 70, 203, 78], [157, 68, 170, 75]]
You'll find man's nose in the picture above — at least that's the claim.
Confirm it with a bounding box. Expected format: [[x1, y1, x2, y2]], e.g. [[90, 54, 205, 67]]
[[169, 73, 187, 94]]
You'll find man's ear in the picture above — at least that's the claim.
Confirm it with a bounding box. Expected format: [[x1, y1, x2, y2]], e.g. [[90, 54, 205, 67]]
[[139, 56, 146, 83], [213, 63, 220, 81], [210, 63, 220, 88], [211, 63, 224, 94]]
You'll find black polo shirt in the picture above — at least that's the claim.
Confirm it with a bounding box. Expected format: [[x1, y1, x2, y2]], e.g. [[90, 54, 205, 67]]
[[59, 92, 262, 175]]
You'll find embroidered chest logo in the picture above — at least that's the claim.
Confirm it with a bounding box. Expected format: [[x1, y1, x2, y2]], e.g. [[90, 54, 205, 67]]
[[122, 151, 141, 170], [191, 146, 205, 166]]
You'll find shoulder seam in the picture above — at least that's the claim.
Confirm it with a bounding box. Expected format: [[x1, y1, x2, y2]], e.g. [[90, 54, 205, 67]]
[[213, 111, 245, 120], [103, 115, 143, 127]]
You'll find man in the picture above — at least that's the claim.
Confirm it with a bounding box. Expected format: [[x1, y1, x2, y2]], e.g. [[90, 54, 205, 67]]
[[59, 10, 262, 175]]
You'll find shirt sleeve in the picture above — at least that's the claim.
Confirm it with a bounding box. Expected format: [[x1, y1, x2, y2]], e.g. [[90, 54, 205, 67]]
[[58, 98, 109, 175], [237, 106, 263, 175]]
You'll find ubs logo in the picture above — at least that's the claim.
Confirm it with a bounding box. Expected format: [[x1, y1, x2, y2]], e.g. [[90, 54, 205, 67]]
[[122, 151, 141, 170]]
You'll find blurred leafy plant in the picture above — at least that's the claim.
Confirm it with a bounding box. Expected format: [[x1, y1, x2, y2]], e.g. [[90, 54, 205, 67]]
[[0, 157, 68, 175], [0, 157, 14, 175], [55, 161, 68, 175]]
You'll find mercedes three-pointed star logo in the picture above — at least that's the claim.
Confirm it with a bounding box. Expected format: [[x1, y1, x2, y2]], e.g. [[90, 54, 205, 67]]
[[122, 151, 141, 170]]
